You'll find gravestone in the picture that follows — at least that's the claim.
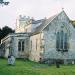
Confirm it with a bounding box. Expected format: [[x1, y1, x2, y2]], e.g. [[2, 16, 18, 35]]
[[8, 55, 11, 65], [72, 60, 74, 64], [8, 55, 15, 65]]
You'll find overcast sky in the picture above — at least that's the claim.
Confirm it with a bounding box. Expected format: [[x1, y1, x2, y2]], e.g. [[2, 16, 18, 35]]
[[0, 0, 75, 29]]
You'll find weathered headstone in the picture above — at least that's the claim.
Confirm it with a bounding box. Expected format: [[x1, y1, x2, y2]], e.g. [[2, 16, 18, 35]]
[[11, 55, 15, 65], [8, 55, 15, 65]]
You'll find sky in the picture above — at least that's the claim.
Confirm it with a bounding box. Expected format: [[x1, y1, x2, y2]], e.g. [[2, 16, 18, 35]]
[[0, 0, 75, 29]]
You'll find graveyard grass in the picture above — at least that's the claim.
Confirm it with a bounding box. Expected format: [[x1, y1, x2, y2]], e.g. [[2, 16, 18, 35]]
[[0, 59, 75, 75]]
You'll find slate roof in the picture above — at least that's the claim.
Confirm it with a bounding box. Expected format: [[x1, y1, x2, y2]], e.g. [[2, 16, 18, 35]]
[[31, 10, 68, 35], [31, 14, 58, 35], [32, 19, 44, 24]]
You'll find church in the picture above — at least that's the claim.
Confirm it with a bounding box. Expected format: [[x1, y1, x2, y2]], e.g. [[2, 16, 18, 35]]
[[1, 10, 75, 64]]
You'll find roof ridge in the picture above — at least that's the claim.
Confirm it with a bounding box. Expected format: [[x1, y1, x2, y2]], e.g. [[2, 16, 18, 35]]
[[32, 11, 64, 35]]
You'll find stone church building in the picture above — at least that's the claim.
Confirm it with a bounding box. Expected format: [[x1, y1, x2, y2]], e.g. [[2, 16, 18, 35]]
[[1, 10, 75, 64]]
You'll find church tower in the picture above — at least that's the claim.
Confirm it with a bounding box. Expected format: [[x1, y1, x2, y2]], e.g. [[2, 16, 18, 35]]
[[15, 15, 32, 33]]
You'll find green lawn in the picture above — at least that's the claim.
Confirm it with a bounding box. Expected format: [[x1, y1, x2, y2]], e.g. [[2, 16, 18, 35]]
[[0, 59, 75, 75]]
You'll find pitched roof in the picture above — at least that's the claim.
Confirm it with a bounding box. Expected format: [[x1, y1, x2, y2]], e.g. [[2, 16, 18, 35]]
[[31, 13, 59, 35], [31, 10, 68, 35]]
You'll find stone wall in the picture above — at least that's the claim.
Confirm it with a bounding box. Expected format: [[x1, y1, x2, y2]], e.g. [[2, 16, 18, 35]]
[[29, 33, 44, 62], [43, 11, 75, 62]]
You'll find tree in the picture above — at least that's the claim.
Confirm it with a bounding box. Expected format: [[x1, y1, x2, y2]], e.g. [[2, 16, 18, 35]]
[[71, 20, 75, 28], [0, 26, 15, 43]]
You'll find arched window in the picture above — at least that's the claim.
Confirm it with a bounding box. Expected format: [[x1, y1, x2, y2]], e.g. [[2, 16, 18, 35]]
[[56, 32, 60, 50], [18, 41, 21, 51], [18, 40, 25, 52], [56, 31, 68, 52], [64, 33, 68, 50], [22, 41, 24, 51], [60, 30, 64, 49]]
